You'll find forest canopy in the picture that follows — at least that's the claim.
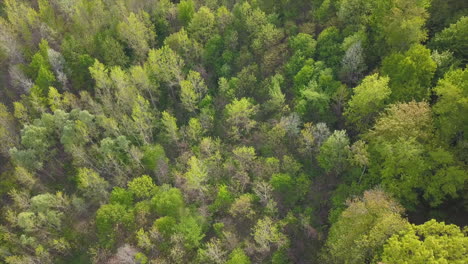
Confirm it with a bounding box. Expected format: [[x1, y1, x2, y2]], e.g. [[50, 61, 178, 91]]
[[0, 0, 467, 263]]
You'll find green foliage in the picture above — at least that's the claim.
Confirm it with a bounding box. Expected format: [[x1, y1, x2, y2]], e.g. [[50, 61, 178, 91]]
[[367, 101, 467, 207], [180, 70, 208, 112], [316, 27, 343, 68], [176, 215, 205, 249], [178, 0, 195, 26], [0, 1, 467, 263], [317, 130, 350, 174], [127, 175, 156, 200], [154, 216, 177, 237], [226, 248, 251, 264], [381, 44, 436, 102], [323, 189, 409, 264], [76, 168, 109, 204], [141, 144, 167, 172], [117, 12, 155, 61], [210, 185, 234, 213], [161, 111, 179, 143], [224, 98, 258, 140], [188, 7, 216, 44], [96, 203, 134, 247], [432, 16, 468, 63], [433, 68, 468, 145], [0, 103, 17, 156], [380, 219, 468, 263], [152, 186, 185, 218], [110, 187, 134, 207], [345, 73, 391, 132]]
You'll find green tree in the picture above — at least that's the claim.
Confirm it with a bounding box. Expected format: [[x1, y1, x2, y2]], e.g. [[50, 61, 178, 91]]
[[432, 16, 468, 63], [127, 175, 157, 200], [433, 68, 468, 145], [379, 0, 430, 52], [316, 27, 343, 68], [145, 46, 184, 94], [210, 185, 234, 213], [152, 186, 185, 218], [317, 130, 351, 174], [161, 111, 179, 144], [178, 0, 195, 26], [252, 216, 288, 254], [184, 155, 208, 192], [176, 215, 205, 250], [344, 73, 391, 132], [96, 203, 134, 247], [380, 219, 468, 264], [141, 144, 167, 173], [224, 98, 258, 141], [0, 103, 17, 156], [76, 168, 109, 204], [188, 6, 216, 44], [226, 248, 251, 264], [322, 189, 409, 264], [164, 28, 202, 66], [180, 70, 208, 113], [117, 12, 155, 61], [366, 102, 467, 207], [381, 44, 436, 102]]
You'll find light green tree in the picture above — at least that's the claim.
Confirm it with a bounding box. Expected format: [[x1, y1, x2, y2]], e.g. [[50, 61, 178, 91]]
[[76, 168, 109, 204], [224, 98, 258, 140], [380, 219, 468, 264], [180, 71, 208, 112], [317, 130, 351, 174], [433, 68, 467, 145], [345, 73, 391, 132], [322, 189, 409, 264], [117, 12, 155, 61]]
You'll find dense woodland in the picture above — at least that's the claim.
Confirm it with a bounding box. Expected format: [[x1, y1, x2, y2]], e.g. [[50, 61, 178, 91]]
[[0, 0, 467, 263]]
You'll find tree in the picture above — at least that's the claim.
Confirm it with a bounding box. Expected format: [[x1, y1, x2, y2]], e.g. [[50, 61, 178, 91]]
[[317, 130, 350, 174], [164, 29, 201, 66], [252, 216, 288, 254], [178, 0, 195, 26], [10, 124, 53, 171], [344, 73, 391, 132], [141, 144, 168, 175], [366, 102, 467, 207], [180, 70, 208, 113], [76, 168, 109, 204], [152, 186, 185, 218], [340, 40, 367, 85], [145, 46, 184, 92], [381, 44, 436, 102], [127, 175, 157, 200], [224, 98, 258, 140], [210, 185, 234, 213], [226, 248, 251, 264], [0, 103, 17, 156], [161, 111, 179, 144], [117, 12, 155, 61], [184, 155, 208, 192], [432, 16, 468, 63], [131, 94, 155, 144], [188, 6, 216, 44], [176, 215, 205, 250], [379, 0, 431, 52], [380, 219, 468, 264], [433, 68, 467, 145], [96, 203, 134, 247], [316, 27, 343, 68], [322, 189, 409, 264]]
